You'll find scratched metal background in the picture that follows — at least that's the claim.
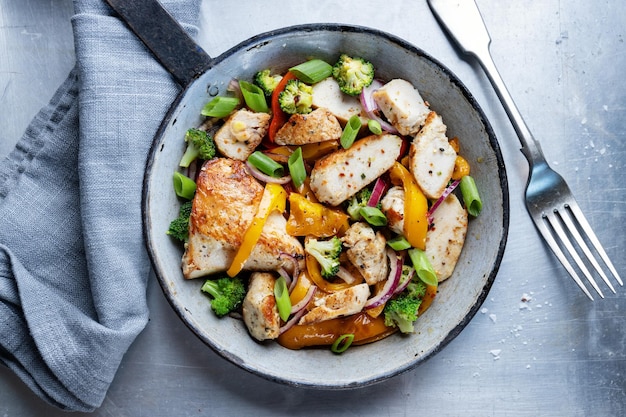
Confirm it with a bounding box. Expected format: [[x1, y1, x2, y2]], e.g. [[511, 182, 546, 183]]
[[1, 1, 625, 416]]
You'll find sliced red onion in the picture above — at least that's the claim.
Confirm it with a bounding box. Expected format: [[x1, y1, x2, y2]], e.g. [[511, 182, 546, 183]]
[[367, 177, 388, 207], [364, 248, 402, 309], [427, 179, 461, 223], [360, 79, 383, 112], [393, 264, 415, 295], [245, 161, 292, 184], [359, 80, 399, 134], [277, 267, 292, 290], [290, 285, 317, 315], [185, 157, 200, 182], [279, 306, 307, 335], [335, 266, 360, 284], [279, 253, 301, 292]]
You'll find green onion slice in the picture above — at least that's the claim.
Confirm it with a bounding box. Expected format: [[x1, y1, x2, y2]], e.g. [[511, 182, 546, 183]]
[[173, 172, 196, 200], [239, 80, 269, 113], [340, 114, 362, 149], [367, 119, 382, 135], [288, 147, 306, 188], [331, 334, 355, 354], [274, 276, 291, 322], [201, 96, 239, 118], [408, 248, 438, 287], [459, 175, 482, 217], [248, 151, 285, 177], [387, 235, 412, 251], [289, 59, 333, 84], [359, 206, 387, 226]]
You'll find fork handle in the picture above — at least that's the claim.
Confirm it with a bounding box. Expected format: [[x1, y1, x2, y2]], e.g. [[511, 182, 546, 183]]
[[427, 0, 546, 167]]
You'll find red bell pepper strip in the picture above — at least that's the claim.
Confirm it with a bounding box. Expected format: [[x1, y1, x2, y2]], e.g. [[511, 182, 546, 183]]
[[268, 71, 297, 143]]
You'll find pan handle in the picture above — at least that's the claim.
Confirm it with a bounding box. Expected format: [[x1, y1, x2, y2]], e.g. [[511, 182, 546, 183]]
[[104, 0, 212, 87]]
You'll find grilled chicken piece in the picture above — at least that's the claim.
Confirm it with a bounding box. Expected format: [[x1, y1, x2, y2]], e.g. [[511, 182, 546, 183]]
[[372, 79, 430, 136], [274, 108, 343, 146], [380, 186, 405, 235], [311, 77, 367, 125], [182, 158, 303, 279], [214, 109, 271, 160], [341, 222, 388, 285], [425, 193, 468, 282], [298, 283, 370, 325], [309, 134, 403, 206], [242, 272, 280, 341], [409, 111, 457, 199]]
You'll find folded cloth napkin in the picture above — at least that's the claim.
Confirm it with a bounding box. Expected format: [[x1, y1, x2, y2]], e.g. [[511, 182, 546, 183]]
[[0, 0, 201, 411]]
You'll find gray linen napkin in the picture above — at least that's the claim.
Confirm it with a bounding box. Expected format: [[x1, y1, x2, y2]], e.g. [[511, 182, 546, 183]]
[[0, 0, 201, 411]]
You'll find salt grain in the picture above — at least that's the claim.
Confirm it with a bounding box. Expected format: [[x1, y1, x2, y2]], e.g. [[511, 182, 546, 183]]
[[489, 349, 502, 360]]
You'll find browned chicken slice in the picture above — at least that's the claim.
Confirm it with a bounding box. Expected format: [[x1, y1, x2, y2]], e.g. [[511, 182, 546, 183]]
[[309, 134, 403, 206], [274, 108, 342, 146], [242, 272, 281, 341], [409, 111, 457, 199], [425, 193, 468, 282], [182, 158, 304, 279], [214, 109, 271, 161], [298, 283, 370, 325], [341, 222, 388, 285]]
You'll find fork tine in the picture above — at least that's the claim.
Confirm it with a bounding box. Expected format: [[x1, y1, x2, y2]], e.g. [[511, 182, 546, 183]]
[[566, 203, 623, 287], [559, 204, 617, 293], [533, 212, 595, 300], [544, 210, 604, 299]]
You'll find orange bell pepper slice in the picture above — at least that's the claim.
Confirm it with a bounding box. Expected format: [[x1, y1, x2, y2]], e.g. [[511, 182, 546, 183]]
[[285, 193, 349, 238], [388, 161, 428, 250], [227, 183, 287, 277]]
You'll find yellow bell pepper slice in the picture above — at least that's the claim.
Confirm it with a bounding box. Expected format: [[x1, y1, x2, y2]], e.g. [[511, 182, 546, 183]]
[[227, 183, 287, 277], [286, 193, 349, 238], [451, 155, 471, 180], [305, 251, 351, 293], [289, 272, 313, 306], [388, 161, 428, 250]]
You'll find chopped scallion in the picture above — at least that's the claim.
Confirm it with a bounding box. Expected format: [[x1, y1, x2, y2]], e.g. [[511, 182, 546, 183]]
[[239, 80, 269, 113], [289, 59, 333, 84], [173, 172, 196, 200], [408, 248, 438, 287], [387, 235, 412, 251], [340, 115, 362, 149], [459, 175, 482, 217], [201, 96, 239, 118], [368, 119, 382, 135], [359, 206, 387, 226], [331, 333, 355, 354], [288, 147, 306, 188], [274, 276, 291, 322], [248, 151, 285, 177]]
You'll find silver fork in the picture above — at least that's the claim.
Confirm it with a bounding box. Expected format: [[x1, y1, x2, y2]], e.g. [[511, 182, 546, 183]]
[[427, 0, 623, 299]]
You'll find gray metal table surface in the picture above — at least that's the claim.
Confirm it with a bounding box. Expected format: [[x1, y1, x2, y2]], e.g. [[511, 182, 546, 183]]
[[1, 1, 624, 416]]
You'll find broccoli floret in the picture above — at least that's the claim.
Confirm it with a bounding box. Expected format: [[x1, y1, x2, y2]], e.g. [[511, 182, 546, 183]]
[[305, 236, 342, 278], [166, 200, 193, 242], [332, 54, 375, 96], [278, 79, 313, 115], [179, 128, 216, 167], [383, 280, 427, 334], [254, 69, 282, 96], [201, 276, 246, 317], [346, 188, 374, 221]]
